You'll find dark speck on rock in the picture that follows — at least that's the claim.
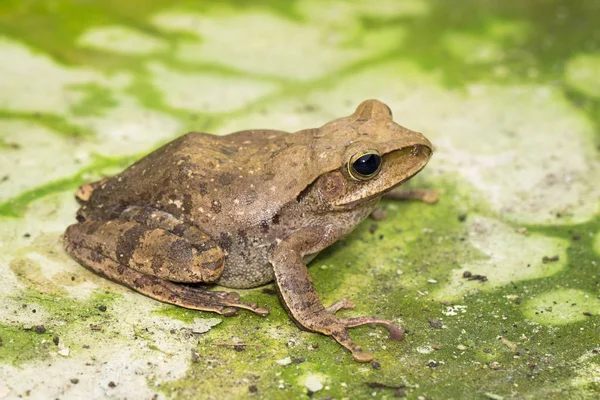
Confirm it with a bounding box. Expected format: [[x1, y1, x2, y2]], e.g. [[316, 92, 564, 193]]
[[427, 360, 438, 368], [23, 233, 31, 238], [369, 224, 378, 234], [191, 350, 202, 363], [428, 318, 443, 329], [464, 272, 487, 282], [542, 255, 559, 263], [53, 336, 59, 345], [34, 325, 46, 334], [108, 381, 117, 388], [248, 385, 258, 393], [98, 305, 107, 312], [372, 361, 381, 369], [70, 378, 79, 384], [301, 103, 317, 112]]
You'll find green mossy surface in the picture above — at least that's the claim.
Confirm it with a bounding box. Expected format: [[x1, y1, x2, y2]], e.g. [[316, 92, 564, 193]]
[[0, 1, 599, 399]]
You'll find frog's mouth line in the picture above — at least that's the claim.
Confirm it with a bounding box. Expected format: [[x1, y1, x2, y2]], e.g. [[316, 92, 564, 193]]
[[334, 171, 423, 210]]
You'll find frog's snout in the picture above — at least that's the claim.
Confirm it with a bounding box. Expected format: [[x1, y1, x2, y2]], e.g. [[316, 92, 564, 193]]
[[411, 143, 432, 159]]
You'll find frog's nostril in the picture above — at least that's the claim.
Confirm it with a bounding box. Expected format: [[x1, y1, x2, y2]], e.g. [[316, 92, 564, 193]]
[[411, 144, 431, 158]]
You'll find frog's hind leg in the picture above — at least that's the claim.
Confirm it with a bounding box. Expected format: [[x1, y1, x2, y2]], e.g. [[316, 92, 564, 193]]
[[64, 215, 269, 316], [75, 178, 109, 203]]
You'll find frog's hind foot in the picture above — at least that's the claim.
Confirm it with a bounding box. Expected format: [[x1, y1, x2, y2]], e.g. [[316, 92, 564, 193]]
[[175, 284, 270, 316], [67, 239, 269, 316], [75, 178, 109, 203], [329, 317, 404, 363]]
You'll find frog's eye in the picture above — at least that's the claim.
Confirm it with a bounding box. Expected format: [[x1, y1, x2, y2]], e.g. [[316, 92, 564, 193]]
[[348, 150, 382, 181]]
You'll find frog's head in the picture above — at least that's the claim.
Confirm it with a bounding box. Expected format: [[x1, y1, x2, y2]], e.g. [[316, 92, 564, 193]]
[[309, 99, 433, 210]]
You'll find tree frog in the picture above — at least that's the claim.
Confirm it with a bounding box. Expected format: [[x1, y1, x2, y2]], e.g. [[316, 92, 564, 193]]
[[64, 99, 435, 362]]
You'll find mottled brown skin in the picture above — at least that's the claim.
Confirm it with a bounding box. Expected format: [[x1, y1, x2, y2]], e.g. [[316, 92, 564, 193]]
[[64, 99, 434, 362]]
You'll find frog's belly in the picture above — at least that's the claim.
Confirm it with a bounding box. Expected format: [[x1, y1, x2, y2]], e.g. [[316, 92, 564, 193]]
[[216, 249, 322, 289], [215, 246, 274, 289]]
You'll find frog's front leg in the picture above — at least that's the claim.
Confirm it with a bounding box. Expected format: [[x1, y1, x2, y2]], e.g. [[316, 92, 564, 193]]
[[269, 227, 403, 363], [384, 188, 439, 204], [64, 206, 268, 316]]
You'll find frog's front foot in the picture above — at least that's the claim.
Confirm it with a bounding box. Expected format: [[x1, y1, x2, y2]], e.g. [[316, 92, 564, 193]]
[[325, 298, 356, 314], [270, 228, 405, 362], [313, 314, 404, 362], [384, 188, 440, 204]]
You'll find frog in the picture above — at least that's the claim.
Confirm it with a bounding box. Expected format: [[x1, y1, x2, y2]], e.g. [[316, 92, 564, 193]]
[[64, 99, 435, 362]]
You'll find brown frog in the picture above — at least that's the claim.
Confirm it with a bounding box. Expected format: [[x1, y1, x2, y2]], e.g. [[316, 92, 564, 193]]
[[64, 99, 435, 362]]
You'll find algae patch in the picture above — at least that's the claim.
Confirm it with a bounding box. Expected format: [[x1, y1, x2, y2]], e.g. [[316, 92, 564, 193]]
[[0, 324, 54, 365], [564, 53, 600, 99], [77, 25, 169, 55], [9, 257, 67, 296]]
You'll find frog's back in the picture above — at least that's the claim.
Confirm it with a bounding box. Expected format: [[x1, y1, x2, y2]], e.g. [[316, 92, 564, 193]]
[[78, 130, 312, 233]]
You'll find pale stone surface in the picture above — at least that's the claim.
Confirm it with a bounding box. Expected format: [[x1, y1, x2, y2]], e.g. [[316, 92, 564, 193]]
[[302, 373, 325, 392], [434, 216, 568, 300], [152, 11, 405, 80], [522, 289, 600, 325], [0, 121, 89, 202], [0, 36, 125, 114], [148, 62, 279, 113], [71, 93, 182, 156]]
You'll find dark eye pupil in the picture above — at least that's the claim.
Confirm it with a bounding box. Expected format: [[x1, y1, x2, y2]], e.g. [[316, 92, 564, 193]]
[[353, 153, 381, 176]]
